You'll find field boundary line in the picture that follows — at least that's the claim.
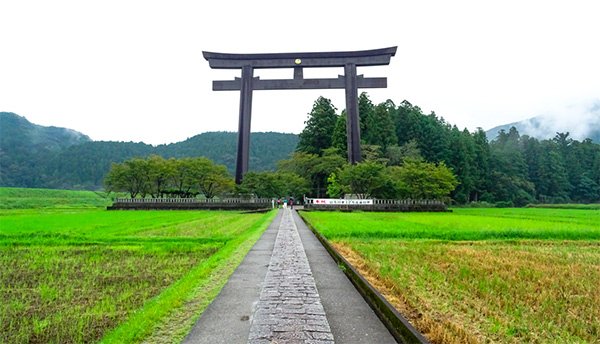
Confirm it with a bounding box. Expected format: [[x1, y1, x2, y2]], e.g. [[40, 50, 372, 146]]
[[298, 211, 430, 344]]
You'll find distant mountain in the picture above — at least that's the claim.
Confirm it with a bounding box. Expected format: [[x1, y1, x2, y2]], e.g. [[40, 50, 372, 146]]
[[486, 101, 600, 142], [0, 112, 91, 187], [0, 112, 90, 150], [0, 112, 298, 189]]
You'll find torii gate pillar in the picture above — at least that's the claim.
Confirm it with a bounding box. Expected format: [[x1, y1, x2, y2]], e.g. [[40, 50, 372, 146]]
[[203, 47, 397, 184], [237, 65, 253, 182]]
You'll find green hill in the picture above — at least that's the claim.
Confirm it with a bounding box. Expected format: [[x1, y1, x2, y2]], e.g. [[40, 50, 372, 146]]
[[0, 112, 91, 187], [0, 112, 298, 189]]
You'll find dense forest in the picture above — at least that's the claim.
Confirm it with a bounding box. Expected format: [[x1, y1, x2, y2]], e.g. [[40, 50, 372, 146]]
[[0, 112, 298, 189], [289, 94, 600, 205]]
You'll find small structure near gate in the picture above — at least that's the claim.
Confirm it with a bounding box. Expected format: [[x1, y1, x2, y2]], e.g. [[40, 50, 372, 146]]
[[107, 198, 272, 211], [303, 198, 448, 212]]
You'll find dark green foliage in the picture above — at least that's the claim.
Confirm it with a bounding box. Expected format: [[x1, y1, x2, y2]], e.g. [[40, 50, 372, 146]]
[[155, 132, 298, 173], [327, 161, 392, 199], [385, 141, 422, 166], [362, 100, 397, 150], [488, 128, 535, 206], [4, 96, 600, 205], [49, 141, 155, 189], [301, 95, 600, 204], [0, 115, 298, 190], [388, 159, 459, 201], [331, 111, 348, 155], [0, 112, 90, 187], [327, 159, 458, 200], [357, 92, 375, 140], [104, 156, 233, 198], [236, 171, 309, 200], [296, 97, 338, 155], [278, 148, 346, 198]]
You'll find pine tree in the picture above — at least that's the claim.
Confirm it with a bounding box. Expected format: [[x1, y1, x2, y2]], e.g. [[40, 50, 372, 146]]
[[297, 97, 338, 155]]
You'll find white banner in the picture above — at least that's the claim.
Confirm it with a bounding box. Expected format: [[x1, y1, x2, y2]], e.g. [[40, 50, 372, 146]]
[[308, 198, 373, 205]]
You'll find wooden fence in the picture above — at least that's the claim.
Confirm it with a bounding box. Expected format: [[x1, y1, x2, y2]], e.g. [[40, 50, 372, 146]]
[[107, 198, 272, 210]]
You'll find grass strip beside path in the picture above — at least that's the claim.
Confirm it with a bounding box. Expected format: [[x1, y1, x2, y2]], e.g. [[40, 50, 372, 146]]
[[100, 210, 277, 343]]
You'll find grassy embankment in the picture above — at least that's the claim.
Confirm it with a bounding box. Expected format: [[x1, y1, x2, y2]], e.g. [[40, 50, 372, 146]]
[[0, 187, 114, 209], [300, 208, 600, 344], [0, 188, 276, 343]]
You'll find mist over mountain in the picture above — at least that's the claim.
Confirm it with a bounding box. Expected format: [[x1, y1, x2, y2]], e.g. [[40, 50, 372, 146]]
[[1, 112, 92, 186], [0, 112, 298, 189], [1, 112, 91, 150], [486, 100, 600, 142]]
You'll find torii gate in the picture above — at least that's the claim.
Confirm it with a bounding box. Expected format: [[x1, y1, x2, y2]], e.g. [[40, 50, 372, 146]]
[[203, 47, 397, 184]]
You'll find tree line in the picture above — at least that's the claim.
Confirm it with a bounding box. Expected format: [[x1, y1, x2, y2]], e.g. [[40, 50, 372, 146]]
[[291, 94, 600, 206], [105, 156, 233, 199], [0, 118, 298, 190], [105, 94, 600, 205]]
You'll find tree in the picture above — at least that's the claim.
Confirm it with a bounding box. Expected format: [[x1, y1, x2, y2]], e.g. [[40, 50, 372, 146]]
[[489, 127, 535, 205], [275, 172, 311, 201], [470, 128, 492, 202], [104, 158, 150, 198], [534, 141, 570, 202], [190, 157, 234, 199], [388, 159, 459, 200], [331, 111, 347, 155], [445, 127, 476, 203], [394, 100, 424, 146], [236, 172, 279, 198], [278, 149, 345, 197], [358, 92, 375, 141], [363, 100, 397, 150], [385, 140, 422, 166], [236, 171, 309, 200], [327, 161, 392, 199], [573, 174, 600, 203], [297, 96, 339, 155], [168, 158, 198, 197], [146, 155, 172, 198]]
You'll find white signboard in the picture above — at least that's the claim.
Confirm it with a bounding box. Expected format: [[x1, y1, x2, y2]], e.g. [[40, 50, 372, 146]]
[[309, 198, 373, 205]]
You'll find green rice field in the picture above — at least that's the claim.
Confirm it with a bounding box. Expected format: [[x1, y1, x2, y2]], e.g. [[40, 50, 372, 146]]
[[300, 208, 600, 344], [0, 188, 275, 343], [0, 187, 114, 209]]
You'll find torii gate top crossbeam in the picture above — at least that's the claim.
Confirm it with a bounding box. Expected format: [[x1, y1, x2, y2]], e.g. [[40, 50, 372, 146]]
[[202, 47, 397, 69]]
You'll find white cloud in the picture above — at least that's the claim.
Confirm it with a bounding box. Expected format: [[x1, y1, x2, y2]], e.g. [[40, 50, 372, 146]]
[[1, 0, 599, 144], [520, 100, 600, 140]]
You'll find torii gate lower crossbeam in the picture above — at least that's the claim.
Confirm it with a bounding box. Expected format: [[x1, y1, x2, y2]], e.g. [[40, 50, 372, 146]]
[[203, 47, 397, 184]]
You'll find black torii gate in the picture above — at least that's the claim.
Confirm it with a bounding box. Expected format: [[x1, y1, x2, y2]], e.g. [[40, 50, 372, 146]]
[[203, 47, 397, 184]]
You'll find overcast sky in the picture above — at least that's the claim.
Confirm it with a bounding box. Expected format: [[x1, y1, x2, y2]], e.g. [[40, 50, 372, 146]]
[[1, 0, 599, 145]]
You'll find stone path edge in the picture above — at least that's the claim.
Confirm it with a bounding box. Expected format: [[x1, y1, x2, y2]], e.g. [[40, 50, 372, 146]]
[[297, 211, 431, 344]]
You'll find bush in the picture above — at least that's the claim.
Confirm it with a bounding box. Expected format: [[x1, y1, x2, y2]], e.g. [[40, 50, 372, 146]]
[[462, 201, 496, 208], [495, 201, 514, 208]]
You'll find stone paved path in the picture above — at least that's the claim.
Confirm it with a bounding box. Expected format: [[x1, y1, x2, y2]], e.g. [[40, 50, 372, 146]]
[[248, 209, 334, 344], [183, 208, 396, 344]]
